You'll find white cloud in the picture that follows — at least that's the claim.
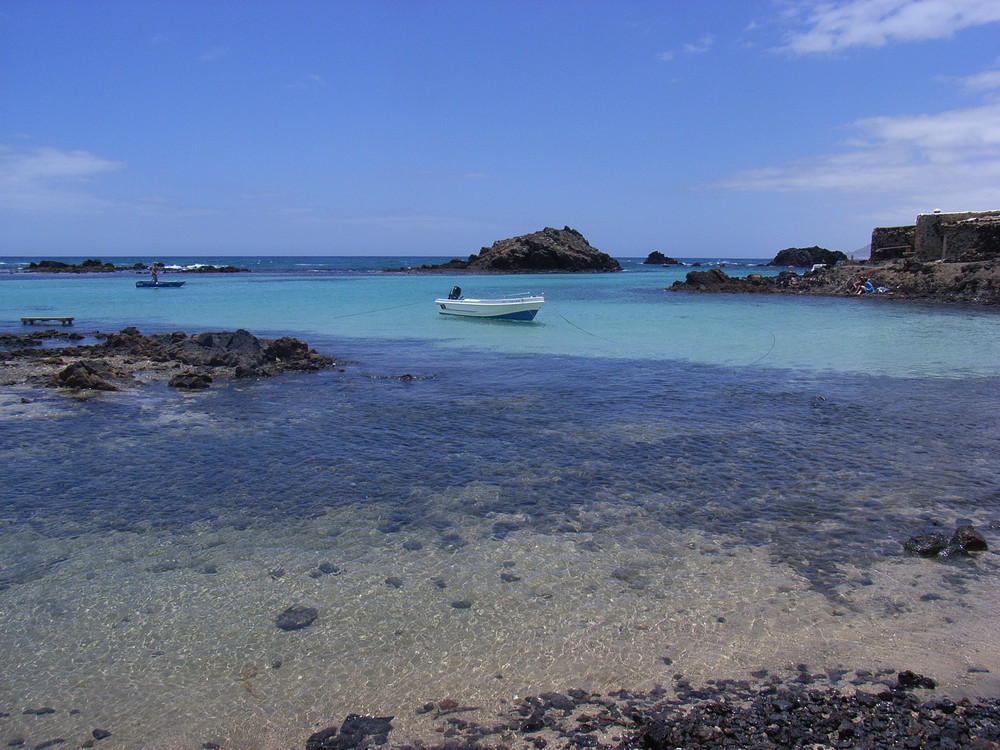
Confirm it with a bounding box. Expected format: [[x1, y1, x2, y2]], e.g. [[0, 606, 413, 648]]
[[712, 96, 1000, 210], [780, 0, 1000, 54], [0, 145, 125, 212], [958, 68, 1000, 92], [656, 34, 714, 62], [683, 35, 715, 54]]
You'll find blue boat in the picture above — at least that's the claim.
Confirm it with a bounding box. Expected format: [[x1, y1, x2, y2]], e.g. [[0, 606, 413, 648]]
[[136, 280, 186, 288]]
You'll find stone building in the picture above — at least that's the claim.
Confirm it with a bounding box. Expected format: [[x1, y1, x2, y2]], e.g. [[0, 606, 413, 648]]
[[871, 210, 1000, 262]]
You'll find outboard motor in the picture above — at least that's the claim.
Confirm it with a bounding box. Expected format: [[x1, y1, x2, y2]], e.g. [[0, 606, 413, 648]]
[[448, 286, 462, 300]]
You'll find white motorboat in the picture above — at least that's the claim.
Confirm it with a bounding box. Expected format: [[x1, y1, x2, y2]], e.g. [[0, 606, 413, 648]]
[[434, 287, 544, 321]]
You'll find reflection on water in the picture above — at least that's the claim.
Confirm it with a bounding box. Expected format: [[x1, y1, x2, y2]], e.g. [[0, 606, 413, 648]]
[[1, 342, 999, 749]]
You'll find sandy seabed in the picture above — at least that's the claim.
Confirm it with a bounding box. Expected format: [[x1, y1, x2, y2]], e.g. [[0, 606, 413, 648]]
[[2, 486, 997, 750]]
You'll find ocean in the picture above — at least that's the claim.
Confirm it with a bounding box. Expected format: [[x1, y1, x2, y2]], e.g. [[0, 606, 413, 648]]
[[1, 256, 999, 749]]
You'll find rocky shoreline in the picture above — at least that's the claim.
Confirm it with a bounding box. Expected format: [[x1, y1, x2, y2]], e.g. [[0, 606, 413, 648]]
[[8, 667, 998, 750], [0, 327, 335, 395], [670, 258, 1000, 306], [301, 669, 1000, 750]]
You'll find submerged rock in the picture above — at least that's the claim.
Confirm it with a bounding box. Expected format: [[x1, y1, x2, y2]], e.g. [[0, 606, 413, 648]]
[[168, 372, 213, 389], [276, 605, 318, 631], [305, 714, 394, 750], [903, 523, 989, 558], [903, 533, 950, 557], [951, 523, 989, 552]]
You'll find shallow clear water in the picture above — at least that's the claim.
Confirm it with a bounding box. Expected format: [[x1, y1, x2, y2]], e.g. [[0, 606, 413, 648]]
[[1, 259, 999, 749]]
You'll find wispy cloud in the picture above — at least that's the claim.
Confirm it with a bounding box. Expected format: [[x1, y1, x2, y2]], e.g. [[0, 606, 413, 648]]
[[0, 145, 125, 212], [683, 35, 715, 54], [711, 78, 1000, 212], [780, 0, 1000, 54], [286, 73, 327, 90], [656, 34, 715, 62], [958, 67, 1000, 92]]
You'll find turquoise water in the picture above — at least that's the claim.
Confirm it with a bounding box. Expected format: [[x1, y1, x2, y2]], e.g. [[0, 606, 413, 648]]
[[3, 256, 999, 377], [2, 257, 999, 749]]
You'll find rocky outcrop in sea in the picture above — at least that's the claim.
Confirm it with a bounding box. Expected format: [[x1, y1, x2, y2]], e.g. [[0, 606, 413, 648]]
[[20, 259, 249, 273], [642, 251, 680, 265], [403, 227, 621, 273], [0, 326, 335, 392], [769, 246, 848, 267]]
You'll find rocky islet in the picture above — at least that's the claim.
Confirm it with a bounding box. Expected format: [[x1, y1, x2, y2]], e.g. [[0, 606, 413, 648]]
[[0, 326, 335, 392]]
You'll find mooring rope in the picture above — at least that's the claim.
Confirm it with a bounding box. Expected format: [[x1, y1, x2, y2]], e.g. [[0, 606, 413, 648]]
[[557, 312, 603, 339], [329, 301, 424, 320], [748, 330, 776, 366]]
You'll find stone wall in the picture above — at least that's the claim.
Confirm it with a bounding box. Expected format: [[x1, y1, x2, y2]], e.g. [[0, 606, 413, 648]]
[[873, 211, 1000, 262], [942, 216, 1000, 261], [915, 210, 1000, 261], [870, 226, 915, 262]]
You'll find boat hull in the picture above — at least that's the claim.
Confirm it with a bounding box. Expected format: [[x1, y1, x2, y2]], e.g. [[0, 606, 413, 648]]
[[136, 281, 186, 288], [434, 296, 543, 321]]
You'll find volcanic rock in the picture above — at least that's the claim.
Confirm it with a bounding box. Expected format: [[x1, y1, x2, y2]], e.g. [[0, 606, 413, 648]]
[[305, 715, 394, 750], [643, 251, 680, 265], [951, 523, 988, 552], [168, 372, 213, 389], [770, 246, 848, 267], [903, 533, 950, 557], [410, 227, 621, 273], [276, 605, 318, 631], [51, 361, 121, 391]]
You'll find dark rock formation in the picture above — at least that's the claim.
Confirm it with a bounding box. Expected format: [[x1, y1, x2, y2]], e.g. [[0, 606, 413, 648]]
[[669, 260, 1000, 305], [406, 227, 621, 273], [903, 533, 950, 557], [24, 259, 124, 273], [166, 330, 265, 369], [20, 259, 247, 273], [276, 605, 318, 631], [951, 524, 988, 552], [3, 327, 335, 391], [642, 251, 680, 265], [677, 268, 734, 290], [770, 246, 848, 267], [306, 715, 394, 750], [50, 361, 123, 391], [319, 670, 1000, 750], [168, 372, 213, 389], [185, 264, 247, 273], [897, 670, 937, 690], [903, 524, 989, 557]]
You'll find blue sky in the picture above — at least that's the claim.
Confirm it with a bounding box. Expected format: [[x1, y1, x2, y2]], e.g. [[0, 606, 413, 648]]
[[2, 0, 999, 258]]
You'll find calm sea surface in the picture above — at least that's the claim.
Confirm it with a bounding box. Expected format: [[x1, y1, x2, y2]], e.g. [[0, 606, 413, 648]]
[[2, 257, 999, 749]]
